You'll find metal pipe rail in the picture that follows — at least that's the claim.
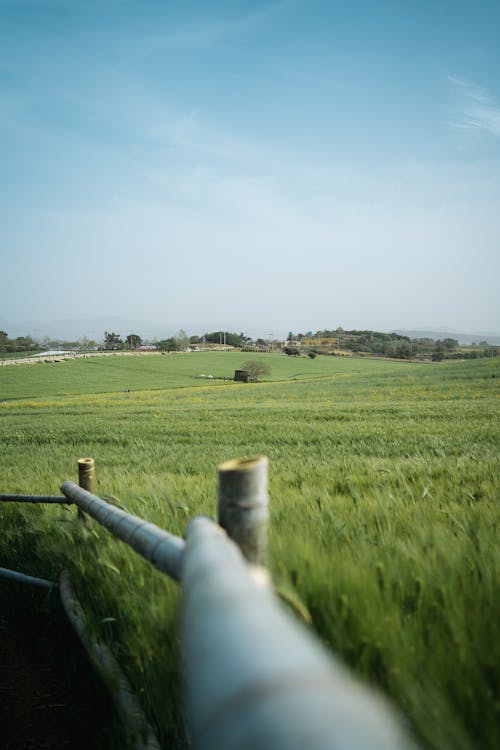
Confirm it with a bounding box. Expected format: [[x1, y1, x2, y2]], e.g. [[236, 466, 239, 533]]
[[0, 566, 57, 590], [60, 481, 184, 582], [0, 493, 71, 503], [182, 517, 416, 750]]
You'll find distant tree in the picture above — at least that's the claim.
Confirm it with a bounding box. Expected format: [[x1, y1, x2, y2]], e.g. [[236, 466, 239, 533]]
[[283, 346, 300, 356], [78, 337, 96, 352], [157, 337, 179, 352], [175, 329, 189, 351], [224, 332, 242, 347], [103, 331, 123, 350], [0, 330, 7, 359], [126, 333, 142, 349], [308, 351, 317, 359], [189, 335, 202, 344], [397, 341, 411, 359], [14, 335, 37, 352], [241, 360, 271, 382]]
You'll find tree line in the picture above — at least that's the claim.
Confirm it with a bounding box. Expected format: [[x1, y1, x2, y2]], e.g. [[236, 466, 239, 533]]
[[287, 328, 498, 361], [0, 329, 256, 355], [103, 330, 253, 352], [2, 327, 498, 362]]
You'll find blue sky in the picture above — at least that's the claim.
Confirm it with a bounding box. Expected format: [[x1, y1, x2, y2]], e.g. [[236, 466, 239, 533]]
[[1, 0, 499, 339]]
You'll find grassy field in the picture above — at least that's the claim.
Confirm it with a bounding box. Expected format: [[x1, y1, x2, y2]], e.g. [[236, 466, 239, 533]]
[[0, 352, 499, 749]]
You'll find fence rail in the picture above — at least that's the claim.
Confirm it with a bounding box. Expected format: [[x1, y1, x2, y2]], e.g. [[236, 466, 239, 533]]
[[60, 481, 184, 581], [0, 565, 57, 589], [0, 493, 70, 503], [1, 457, 417, 750]]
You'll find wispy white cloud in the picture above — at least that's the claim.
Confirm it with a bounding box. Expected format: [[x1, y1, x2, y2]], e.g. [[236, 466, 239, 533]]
[[80, 1, 293, 58], [449, 75, 500, 137]]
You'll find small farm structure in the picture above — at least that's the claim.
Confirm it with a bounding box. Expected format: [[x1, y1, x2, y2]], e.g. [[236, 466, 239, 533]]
[[234, 369, 249, 382]]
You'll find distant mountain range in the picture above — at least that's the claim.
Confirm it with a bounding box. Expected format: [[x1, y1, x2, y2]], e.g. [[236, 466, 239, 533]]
[[0, 316, 179, 341], [393, 329, 500, 345]]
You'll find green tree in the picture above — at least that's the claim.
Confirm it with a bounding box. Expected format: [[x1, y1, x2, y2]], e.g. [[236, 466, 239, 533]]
[[126, 334, 142, 349], [440, 338, 458, 350], [14, 335, 37, 352], [0, 330, 7, 361], [157, 338, 179, 352], [103, 331, 123, 350], [241, 360, 271, 382]]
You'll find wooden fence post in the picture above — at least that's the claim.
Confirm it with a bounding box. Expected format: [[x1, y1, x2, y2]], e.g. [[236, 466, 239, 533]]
[[77, 458, 95, 520], [217, 456, 269, 566]]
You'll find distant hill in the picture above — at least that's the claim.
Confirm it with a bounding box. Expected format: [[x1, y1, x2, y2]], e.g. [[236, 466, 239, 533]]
[[392, 329, 500, 345]]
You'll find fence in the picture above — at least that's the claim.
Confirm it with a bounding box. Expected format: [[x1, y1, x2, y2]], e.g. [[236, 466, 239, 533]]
[[1, 456, 418, 750]]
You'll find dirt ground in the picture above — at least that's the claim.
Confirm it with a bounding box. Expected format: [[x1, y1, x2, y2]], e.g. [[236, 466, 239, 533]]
[[0, 598, 120, 749]]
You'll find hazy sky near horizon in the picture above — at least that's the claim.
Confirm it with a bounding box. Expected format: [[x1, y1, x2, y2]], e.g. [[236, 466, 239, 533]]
[[1, 0, 499, 338]]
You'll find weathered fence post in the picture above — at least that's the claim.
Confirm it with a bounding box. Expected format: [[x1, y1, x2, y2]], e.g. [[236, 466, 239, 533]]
[[217, 456, 269, 566], [78, 457, 96, 493], [77, 457, 96, 520]]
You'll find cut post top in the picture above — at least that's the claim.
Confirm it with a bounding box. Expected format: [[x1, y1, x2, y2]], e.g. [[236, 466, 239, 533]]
[[218, 455, 269, 473]]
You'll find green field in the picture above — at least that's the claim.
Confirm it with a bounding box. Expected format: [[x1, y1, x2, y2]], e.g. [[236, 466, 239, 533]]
[[1, 352, 499, 749]]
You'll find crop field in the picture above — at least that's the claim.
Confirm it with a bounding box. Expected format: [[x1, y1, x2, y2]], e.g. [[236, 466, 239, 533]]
[[0, 352, 499, 749]]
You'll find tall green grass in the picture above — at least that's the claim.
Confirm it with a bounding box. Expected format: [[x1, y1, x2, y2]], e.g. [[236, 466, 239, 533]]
[[0, 353, 498, 748]]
